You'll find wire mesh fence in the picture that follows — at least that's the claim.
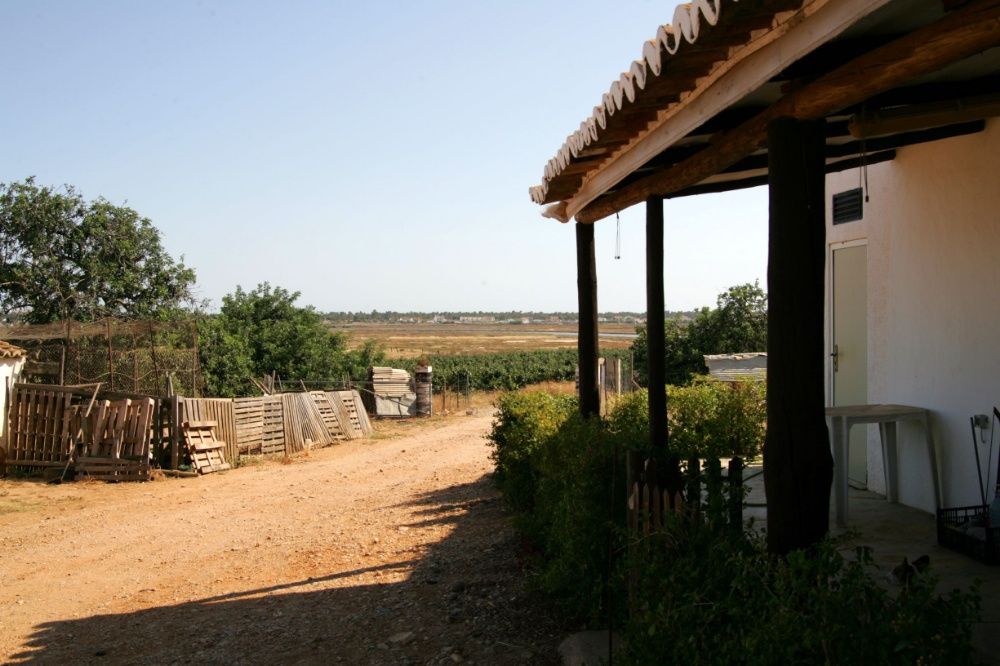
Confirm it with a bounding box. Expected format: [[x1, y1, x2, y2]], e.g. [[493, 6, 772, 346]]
[[4, 319, 201, 397]]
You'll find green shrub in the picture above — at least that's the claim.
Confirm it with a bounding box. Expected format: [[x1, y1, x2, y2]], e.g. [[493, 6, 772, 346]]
[[668, 377, 766, 460], [625, 525, 980, 665], [489, 385, 979, 663], [532, 412, 625, 621], [605, 379, 766, 460], [489, 391, 576, 515]]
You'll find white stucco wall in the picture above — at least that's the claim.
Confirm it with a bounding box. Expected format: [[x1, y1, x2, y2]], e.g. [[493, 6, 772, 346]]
[[826, 119, 1000, 513], [0, 356, 26, 445]]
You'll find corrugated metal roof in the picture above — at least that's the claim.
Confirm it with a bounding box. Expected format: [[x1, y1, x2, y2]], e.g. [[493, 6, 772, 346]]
[[0, 341, 26, 358], [529, 1, 803, 207]]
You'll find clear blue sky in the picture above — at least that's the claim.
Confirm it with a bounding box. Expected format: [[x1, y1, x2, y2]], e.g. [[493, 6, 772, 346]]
[[1, 1, 768, 313]]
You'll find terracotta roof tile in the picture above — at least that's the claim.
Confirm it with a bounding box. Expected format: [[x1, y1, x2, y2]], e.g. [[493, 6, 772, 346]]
[[0, 340, 26, 358]]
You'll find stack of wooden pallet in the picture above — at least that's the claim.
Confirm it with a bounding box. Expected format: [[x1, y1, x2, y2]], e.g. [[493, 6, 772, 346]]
[[4, 383, 156, 481], [369, 367, 416, 417]]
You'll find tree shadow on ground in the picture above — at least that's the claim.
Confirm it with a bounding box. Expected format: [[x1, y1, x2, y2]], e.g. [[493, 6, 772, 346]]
[[9, 475, 561, 665]]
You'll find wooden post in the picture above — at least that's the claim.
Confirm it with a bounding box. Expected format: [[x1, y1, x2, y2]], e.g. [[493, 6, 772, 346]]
[[191, 321, 199, 398], [576, 222, 600, 418], [763, 118, 834, 555], [728, 456, 744, 530], [646, 197, 667, 451], [132, 334, 140, 392], [170, 394, 181, 470], [105, 320, 114, 391]]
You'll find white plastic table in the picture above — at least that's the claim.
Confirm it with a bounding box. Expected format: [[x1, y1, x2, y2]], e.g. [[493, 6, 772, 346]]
[[825, 404, 940, 527]]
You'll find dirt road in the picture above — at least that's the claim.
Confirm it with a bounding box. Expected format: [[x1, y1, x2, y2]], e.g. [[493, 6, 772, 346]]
[[0, 413, 560, 665]]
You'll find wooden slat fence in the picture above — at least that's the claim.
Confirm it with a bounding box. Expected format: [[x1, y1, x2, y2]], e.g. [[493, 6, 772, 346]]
[[231, 391, 370, 456]]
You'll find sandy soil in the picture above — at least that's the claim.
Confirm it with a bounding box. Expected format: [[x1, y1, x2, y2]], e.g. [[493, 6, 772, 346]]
[[0, 413, 561, 665]]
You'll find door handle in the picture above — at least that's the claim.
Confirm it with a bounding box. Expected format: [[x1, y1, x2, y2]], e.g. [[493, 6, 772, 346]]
[[830, 344, 839, 372]]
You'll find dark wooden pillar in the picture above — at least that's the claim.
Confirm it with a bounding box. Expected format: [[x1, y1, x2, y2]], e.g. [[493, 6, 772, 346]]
[[763, 117, 834, 555], [576, 222, 600, 417], [646, 196, 667, 451]]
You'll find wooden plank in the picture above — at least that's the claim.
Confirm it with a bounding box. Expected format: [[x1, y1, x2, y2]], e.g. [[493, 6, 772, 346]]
[[327, 392, 359, 440], [60, 392, 74, 461]]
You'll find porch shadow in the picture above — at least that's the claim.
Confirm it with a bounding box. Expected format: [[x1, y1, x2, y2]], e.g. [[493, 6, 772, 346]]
[[8, 475, 561, 666], [744, 466, 1000, 663]]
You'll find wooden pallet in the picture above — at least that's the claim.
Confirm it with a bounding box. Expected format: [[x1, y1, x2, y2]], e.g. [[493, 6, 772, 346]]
[[182, 420, 231, 474], [282, 393, 332, 453], [310, 391, 347, 440], [260, 395, 285, 455], [4, 384, 81, 467], [76, 456, 151, 482], [181, 398, 237, 464], [327, 390, 372, 439], [234, 397, 264, 454]]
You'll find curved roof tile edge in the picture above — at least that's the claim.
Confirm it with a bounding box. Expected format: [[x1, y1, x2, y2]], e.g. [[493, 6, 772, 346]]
[[530, 0, 727, 205]]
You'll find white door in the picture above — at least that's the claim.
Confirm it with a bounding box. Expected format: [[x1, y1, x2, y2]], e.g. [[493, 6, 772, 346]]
[[832, 244, 868, 485]]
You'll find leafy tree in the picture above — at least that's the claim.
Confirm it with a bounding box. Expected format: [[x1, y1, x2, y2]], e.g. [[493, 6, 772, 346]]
[[0, 178, 196, 323], [199, 283, 384, 397], [632, 282, 767, 385]]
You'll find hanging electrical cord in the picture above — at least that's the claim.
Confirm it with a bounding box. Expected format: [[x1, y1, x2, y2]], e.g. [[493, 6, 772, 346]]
[[860, 103, 871, 203], [614, 212, 622, 260]]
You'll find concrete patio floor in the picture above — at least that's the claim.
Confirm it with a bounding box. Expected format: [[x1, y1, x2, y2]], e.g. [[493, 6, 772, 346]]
[[742, 464, 1000, 664]]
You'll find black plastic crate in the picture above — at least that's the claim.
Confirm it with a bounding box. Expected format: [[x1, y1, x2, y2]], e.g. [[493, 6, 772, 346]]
[[937, 504, 1000, 565]]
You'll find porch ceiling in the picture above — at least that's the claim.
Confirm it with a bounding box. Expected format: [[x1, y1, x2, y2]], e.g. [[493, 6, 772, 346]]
[[531, 0, 1000, 223]]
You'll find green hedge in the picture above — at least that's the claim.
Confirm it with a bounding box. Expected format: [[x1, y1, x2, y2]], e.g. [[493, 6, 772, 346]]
[[389, 348, 631, 393], [488, 385, 980, 663]]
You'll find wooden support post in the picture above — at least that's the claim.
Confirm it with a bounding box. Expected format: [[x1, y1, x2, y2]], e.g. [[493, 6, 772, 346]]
[[728, 456, 744, 530], [763, 118, 834, 555], [106, 320, 114, 391], [170, 394, 181, 470], [646, 197, 667, 452], [576, 222, 600, 418]]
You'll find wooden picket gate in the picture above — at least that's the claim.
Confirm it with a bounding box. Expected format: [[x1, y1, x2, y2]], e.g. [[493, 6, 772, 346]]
[[626, 454, 744, 537]]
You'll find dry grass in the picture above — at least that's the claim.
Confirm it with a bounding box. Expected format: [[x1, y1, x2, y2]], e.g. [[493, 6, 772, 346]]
[[332, 322, 636, 358]]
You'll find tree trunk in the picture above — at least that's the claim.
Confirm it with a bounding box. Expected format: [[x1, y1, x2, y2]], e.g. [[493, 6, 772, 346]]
[[646, 197, 668, 451], [576, 222, 600, 418], [763, 117, 833, 555]]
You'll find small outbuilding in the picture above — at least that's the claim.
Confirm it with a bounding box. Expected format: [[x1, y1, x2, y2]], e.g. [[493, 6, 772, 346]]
[[0, 341, 27, 444]]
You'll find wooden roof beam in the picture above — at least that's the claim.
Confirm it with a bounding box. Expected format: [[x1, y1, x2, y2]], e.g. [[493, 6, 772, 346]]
[[556, 0, 894, 221], [576, 0, 1000, 223]]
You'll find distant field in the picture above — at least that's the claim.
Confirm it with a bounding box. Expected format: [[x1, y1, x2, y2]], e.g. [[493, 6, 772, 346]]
[[332, 322, 638, 357]]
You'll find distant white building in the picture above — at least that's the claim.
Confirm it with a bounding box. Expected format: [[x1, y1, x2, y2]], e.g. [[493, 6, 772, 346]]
[[704, 353, 766, 382]]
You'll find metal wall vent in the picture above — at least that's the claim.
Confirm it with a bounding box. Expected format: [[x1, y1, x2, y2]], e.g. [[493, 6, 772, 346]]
[[832, 188, 863, 225]]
